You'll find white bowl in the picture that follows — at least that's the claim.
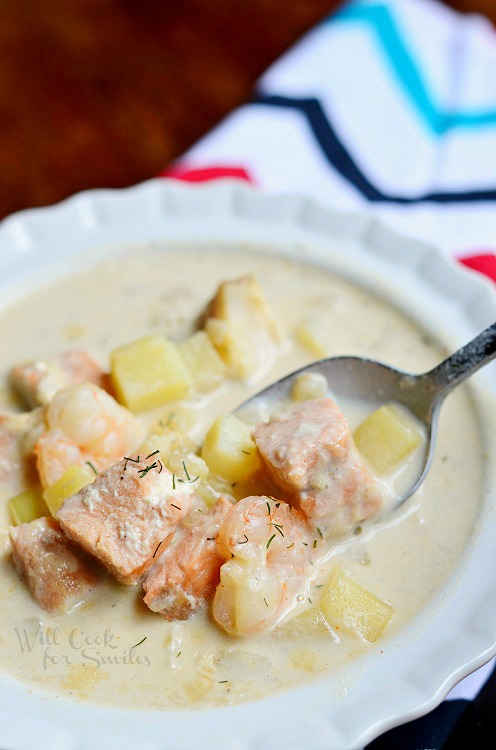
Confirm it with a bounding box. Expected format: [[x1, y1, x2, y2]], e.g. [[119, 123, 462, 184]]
[[0, 179, 495, 750]]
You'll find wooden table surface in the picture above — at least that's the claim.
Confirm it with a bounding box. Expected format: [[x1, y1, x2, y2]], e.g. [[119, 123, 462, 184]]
[[0, 0, 494, 220]]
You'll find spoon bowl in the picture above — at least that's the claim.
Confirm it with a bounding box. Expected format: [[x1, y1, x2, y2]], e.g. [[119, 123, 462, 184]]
[[236, 321, 496, 506]]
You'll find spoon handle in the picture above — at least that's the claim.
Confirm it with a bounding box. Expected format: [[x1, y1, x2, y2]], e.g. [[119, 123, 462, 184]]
[[426, 320, 496, 396]]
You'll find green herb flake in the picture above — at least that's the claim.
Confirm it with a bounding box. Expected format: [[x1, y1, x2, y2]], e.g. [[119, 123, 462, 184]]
[[153, 540, 163, 558], [85, 461, 98, 475], [182, 460, 191, 481], [138, 461, 158, 478], [266, 533, 276, 550]]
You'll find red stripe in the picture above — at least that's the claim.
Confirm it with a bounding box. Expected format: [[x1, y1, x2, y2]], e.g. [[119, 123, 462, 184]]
[[161, 164, 255, 184], [459, 253, 496, 284]]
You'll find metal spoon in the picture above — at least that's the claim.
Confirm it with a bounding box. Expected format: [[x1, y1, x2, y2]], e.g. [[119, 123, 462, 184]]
[[236, 321, 496, 506]]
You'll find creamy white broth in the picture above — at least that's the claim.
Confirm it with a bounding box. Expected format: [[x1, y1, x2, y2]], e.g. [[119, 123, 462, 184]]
[[0, 246, 484, 709]]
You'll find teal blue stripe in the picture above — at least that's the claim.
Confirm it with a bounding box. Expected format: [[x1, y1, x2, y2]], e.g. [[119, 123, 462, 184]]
[[331, 3, 496, 133]]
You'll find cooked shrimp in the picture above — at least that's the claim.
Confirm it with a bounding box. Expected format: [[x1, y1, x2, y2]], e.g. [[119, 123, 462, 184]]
[[34, 382, 143, 488], [10, 350, 105, 409], [213, 495, 315, 636]]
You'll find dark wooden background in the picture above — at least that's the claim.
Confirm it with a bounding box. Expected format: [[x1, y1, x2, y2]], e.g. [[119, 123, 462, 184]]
[[0, 0, 494, 219]]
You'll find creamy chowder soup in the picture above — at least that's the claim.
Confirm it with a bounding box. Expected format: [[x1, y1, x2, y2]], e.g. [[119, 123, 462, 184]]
[[0, 246, 485, 710]]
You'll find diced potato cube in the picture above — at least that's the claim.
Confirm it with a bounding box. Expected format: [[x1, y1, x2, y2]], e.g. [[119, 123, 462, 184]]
[[110, 335, 193, 412], [196, 473, 235, 509], [139, 408, 198, 464], [294, 314, 333, 357], [279, 607, 332, 639], [168, 450, 209, 482], [291, 372, 328, 402], [43, 464, 95, 516], [9, 488, 48, 526], [179, 331, 226, 392], [201, 414, 262, 483], [354, 403, 423, 476], [204, 276, 282, 380], [320, 565, 393, 642]]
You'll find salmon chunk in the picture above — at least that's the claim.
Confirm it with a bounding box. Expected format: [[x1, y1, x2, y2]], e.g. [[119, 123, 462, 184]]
[[57, 455, 194, 584], [10, 350, 105, 409], [252, 398, 382, 538], [143, 497, 231, 620], [9, 517, 99, 613]]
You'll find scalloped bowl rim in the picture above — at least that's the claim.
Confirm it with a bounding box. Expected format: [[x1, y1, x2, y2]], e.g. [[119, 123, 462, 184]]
[[0, 179, 495, 750]]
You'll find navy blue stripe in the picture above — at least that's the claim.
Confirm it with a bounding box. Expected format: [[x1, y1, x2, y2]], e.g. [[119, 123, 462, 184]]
[[252, 94, 496, 204], [365, 698, 469, 749]]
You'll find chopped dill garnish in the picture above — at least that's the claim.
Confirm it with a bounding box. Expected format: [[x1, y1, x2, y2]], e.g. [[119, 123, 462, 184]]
[[314, 584, 323, 588], [206, 537, 215, 541], [241, 450, 251, 455], [172, 473, 176, 489], [138, 461, 158, 478], [268, 522, 284, 537], [160, 412, 176, 429], [266, 500, 271, 515], [264, 597, 268, 607], [131, 637, 147, 649], [266, 533, 276, 549], [123, 455, 140, 471], [145, 449, 160, 459], [190, 476, 200, 483], [313, 539, 317, 548], [153, 540, 163, 558], [182, 460, 191, 481], [177, 651, 181, 657], [86, 461, 98, 475], [287, 542, 295, 549], [317, 527, 323, 539], [237, 534, 249, 545], [308, 597, 312, 604], [231, 482, 237, 488], [302, 542, 308, 547], [171, 503, 181, 511], [218, 680, 228, 684]]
